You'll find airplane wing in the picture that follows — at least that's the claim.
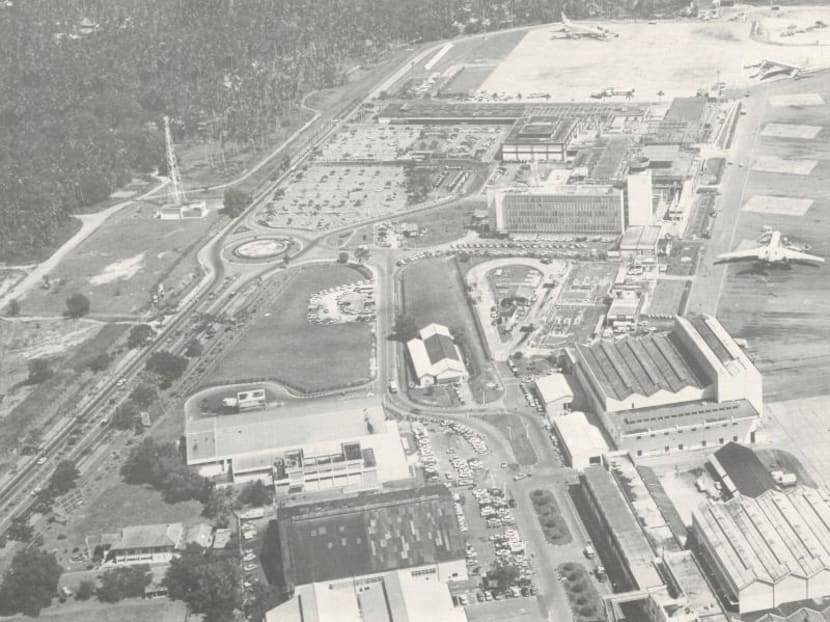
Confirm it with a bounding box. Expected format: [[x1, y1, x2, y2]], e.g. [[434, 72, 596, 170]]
[[780, 248, 825, 264], [715, 247, 764, 263]]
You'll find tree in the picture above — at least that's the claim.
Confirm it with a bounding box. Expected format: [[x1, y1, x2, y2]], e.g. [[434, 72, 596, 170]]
[[7, 516, 33, 542], [121, 438, 212, 503], [337, 250, 350, 263], [6, 298, 20, 316], [65, 293, 91, 318], [48, 460, 80, 496], [75, 579, 95, 601], [27, 357, 53, 384], [236, 480, 273, 508], [221, 188, 253, 218], [184, 338, 204, 357], [129, 383, 157, 408], [202, 487, 234, 528], [96, 565, 152, 603], [486, 563, 520, 591], [127, 324, 155, 349], [0, 548, 62, 616], [87, 352, 111, 372], [112, 401, 140, 430], [145, 351, 188, 386], [164, 544, 242, 622], [391, 314, 419, 342]]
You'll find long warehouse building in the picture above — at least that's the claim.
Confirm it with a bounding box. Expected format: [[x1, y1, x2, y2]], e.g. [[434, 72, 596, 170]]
[[693, 486, 830, 614], [569, 314, 762, 457]]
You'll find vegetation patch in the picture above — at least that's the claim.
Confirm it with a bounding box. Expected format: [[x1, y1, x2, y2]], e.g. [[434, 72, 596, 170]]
[[530, 489, 572, 545], [558, 562, 604, 622]]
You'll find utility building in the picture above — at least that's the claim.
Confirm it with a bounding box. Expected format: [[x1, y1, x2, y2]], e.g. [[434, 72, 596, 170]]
[[569, 314, 762, 457], [626, 169, 654, 226], [500, 116, 579, 162]]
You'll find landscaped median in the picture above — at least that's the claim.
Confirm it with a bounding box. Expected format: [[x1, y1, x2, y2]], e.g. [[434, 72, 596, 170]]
[[558, 562, 604, 622], [530, 489, 572, 545]]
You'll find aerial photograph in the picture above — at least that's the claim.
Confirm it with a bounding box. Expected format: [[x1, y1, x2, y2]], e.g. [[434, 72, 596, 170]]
[[4, 1, 830, 621]]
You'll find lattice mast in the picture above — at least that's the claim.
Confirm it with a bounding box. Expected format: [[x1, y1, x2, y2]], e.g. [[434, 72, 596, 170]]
[[163, 115, 186, 207]]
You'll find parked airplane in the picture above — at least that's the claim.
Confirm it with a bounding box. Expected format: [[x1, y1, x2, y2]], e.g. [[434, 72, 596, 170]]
[[555, 13, 617, 39], [746, 59, 810, 80], [715, 230, 824, 265]]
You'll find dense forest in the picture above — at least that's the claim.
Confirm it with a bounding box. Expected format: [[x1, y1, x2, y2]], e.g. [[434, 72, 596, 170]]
[[0, 0, 686, 263]]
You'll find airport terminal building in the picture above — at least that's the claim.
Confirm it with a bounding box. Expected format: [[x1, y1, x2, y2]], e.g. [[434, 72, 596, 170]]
[[185, 398, 411, 493], [569, 314, 762, 457], [488, 185, 625, 235]]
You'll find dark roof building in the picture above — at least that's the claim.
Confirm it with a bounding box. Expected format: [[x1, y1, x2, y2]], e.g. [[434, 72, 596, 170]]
[[274, 485, 465, 590], [710, 442, 777, 498]]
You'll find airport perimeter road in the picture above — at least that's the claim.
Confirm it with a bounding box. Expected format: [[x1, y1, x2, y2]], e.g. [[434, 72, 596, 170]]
[[685, 85, 770, 315]]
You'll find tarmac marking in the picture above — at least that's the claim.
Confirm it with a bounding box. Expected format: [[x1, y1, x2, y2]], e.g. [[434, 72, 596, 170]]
[[761, 123, 822, 139], [742, 195, 813, 216], [751, 156, 818, 175], [769, 93, 825, 107]]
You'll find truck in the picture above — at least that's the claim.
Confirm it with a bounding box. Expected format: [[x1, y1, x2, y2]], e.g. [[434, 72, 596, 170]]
[[388, 380, 399, 394], [771, 470, 797, 487]]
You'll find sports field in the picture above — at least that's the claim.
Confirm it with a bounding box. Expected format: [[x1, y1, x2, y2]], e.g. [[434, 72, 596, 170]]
[[481, 16, 830, 101], [208, 264, 373, 393]]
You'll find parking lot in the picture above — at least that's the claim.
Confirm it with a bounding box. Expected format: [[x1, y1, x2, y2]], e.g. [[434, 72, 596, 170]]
[[261, 164, 408, 230], [410, 419, 539, 607]]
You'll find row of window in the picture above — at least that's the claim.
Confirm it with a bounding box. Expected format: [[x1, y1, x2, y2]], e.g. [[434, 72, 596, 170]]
[[634, 435, 739, 456]]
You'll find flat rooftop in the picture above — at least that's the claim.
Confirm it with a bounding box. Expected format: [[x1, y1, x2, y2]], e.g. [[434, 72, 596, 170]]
[[582, 465, 663, 590], [576, 333, 708, 402], [665, 96, 707, 124], [620, 225, 662, 249], [504, 116, 578, 145], [663, 551, 723, 618], [185, 397, 387, 464], [378, 101, 647, 123], [277, 485, 465, 586], [614, 399, 758, 436]]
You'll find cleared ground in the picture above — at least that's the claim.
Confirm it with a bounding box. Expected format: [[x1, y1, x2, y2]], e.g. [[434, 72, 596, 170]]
[[208, 264, 373, 393], [481, 16, 830, 101], [21, 600, 187, 622], [21, 202, 221, 317]]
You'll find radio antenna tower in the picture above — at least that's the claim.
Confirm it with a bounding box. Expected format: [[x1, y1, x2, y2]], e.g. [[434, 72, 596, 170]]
[[163, 115, 186, 207]]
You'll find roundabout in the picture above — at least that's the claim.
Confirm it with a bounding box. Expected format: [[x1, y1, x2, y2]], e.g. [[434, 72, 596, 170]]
[[228, 236, 298, 263]]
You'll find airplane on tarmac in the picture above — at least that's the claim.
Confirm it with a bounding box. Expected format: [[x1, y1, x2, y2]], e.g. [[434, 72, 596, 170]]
[[554, 13, 617, 40], [745, 59, 811, 80], [715, 229, 824, 266]]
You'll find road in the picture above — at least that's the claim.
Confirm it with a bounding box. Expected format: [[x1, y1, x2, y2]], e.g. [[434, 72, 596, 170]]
[[685, 85, 770, 315]]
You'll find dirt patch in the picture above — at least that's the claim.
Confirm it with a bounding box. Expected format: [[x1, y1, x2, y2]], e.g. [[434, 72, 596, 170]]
[[89, 253, 145, 286]]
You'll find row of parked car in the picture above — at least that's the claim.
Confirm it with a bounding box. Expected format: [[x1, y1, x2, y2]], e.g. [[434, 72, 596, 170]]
[[442, 420, 488, 454], [472, 487, 516, 529]]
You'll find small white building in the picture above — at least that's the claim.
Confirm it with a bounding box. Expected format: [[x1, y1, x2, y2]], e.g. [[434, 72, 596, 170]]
[[155, 200, 207, 220], [85, 522, 213, 566], [534, 373, 574, 414], [406, 323, 468, 387], [552, 412, 609, 470]]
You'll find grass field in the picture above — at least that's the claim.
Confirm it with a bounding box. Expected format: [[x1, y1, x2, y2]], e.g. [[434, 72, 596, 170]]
[[530, 489, 572, 545], [717, 71, 830, 401], [646, 280, 688, 317], [208, 264, 372, 393], [21, 202, 221, 317], [480, 414, 537, 465], [401, 256, 502, 403], [395, 199, 479, 248], [25, 600, 187, 622]]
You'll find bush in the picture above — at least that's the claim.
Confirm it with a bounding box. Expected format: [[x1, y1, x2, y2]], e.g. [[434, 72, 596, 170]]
[[65, 293, 90, 318], [87, 352, 111, 372], [96, 565, 151, 603], [145, 351, 188, 386], [75, 580, 95, 601]]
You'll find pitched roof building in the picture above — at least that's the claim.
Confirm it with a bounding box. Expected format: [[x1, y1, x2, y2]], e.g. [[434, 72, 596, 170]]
[[406, 324, 468, 387]]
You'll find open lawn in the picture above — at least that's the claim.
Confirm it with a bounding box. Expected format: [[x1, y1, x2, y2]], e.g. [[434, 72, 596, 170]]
[[21, 201, 222, 317], [395, 199, 479, 248], [530, 489, 572, 545], [401, 256, 502, 403], [60, 482, 204, 552], [208, 263, 373, 393], [480, 414, 537, 466], [23, 599, 187, 622]]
